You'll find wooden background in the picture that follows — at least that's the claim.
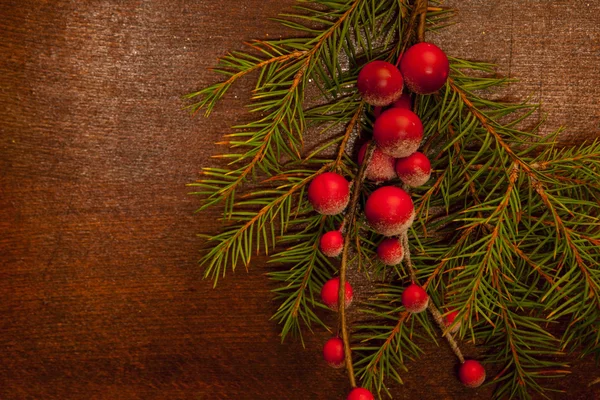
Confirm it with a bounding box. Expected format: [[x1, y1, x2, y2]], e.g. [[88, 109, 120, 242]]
[[1, 0, 599, 399]]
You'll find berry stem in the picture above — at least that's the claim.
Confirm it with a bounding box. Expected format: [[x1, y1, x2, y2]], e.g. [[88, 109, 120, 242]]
[[395, 0, 429, 66], [401, 233, 465, 363], [416, 0, 428, 43], [339, 141, 377, 388]]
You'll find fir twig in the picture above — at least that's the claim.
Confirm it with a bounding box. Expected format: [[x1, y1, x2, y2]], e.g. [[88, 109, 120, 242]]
[[190, 1, 600, 398]]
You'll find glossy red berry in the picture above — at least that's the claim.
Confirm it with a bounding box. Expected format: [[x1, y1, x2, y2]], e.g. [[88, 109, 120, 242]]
[[321, 277, 353, 311], [401, 283, 429, 313], [373, 108, 423, 158], [395, 151, 432, 187], [391, 93, 412, 110], [459, 360, 486, 388], [365, 186, 415, 236], [357, 60, 404, 107], [358, 141, 396, 182], [347, 387, 374, 400], [377, 238, 404, 265], [323, 337, 345, 368], [319, 231, 344, 257], [307, 172, 350, 215], [400, 42, 449, 94]]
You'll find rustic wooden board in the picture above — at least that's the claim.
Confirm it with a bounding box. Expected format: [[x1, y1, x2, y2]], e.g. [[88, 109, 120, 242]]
[[1, 1, 598, 399]]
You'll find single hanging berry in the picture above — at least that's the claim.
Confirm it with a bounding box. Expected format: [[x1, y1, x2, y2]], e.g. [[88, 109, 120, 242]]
[[320, 277, 353, 311], [401, 283, 429, 313], [395, 151, 432, 187], [307, 172, 350, 215], [444, 309, 460, 333], [347, 387, 374, 400], [365, 186, 415, 236], [319, 230, 344, 257], [377, 238, 404, 265], [400, 42, 449, 94], [357, 60, 404, 106], [323, 337, 345, 368], [357, 141, 396, 182], [459, 360, 486, 388], [373, 108, 423, 158]]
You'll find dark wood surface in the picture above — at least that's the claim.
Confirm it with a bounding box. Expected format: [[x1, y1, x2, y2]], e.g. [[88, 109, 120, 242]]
[[1, 1, 599, 399]]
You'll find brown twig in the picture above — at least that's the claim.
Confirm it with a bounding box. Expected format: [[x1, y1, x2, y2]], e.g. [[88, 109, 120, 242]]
[[416, 0, 428, 43], [339, 141, 377, 388], [394, 0, 430, 66]]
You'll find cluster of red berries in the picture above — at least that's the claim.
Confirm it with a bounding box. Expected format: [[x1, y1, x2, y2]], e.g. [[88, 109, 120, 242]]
[[307, 43, 485, 398]]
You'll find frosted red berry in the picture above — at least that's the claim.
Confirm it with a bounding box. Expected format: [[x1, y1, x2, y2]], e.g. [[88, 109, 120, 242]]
[[321, 277, 353, 311], [401, 283, 429, 313], [323, 337, 345, 368], [400, 42, 449, 94], [444, 309, 461, 333], [358, 141, 396, 182], [307, 172, 350, 215], [319, 230, 344, 257], [365, 186, 415, 236], [377, 238, 404, 265], [459, 360, 486, 388], [391, 93, 412, 110], [347, 388, 374, 400], [373, 108, 423, 158], [395, 151, 432, 187], [357, 60, 404, 107]]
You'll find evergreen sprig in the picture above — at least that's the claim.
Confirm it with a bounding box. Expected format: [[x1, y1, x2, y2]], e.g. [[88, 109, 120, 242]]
[[189, 0, 600, 398]]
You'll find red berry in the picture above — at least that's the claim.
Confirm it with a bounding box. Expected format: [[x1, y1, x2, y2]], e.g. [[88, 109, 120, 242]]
[[357, 60, 404, 107], [373, 108, 423, 158], [323, 337, 345, 368], [347, 388, 374, 400], [400, 42, 449, 94], [320, 277, 353, 311], [401, 283, 429, 313], [444, 309, 461, 333], [319, 231, 344, 257], [358, 142, 396, 182], [459, 360, 486, 388], [391, 93, 413, 110], [377, 238, 404, 265], [307, 172, 350, 215], [395, 151, 432, 187], [373, 106, 383, 119], [445, 309, 459, 325], [365, 186, 415, 236]]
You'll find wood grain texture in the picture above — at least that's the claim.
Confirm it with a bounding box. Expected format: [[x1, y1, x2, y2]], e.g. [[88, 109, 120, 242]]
[[0, 1, 598, 399]]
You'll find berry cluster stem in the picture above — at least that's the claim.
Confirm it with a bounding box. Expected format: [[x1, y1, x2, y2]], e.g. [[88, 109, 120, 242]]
[[399, 0, 429, 60], [416, 0, 428, 43], [339, 141, 377, 388], [401, 233, 465, 363]]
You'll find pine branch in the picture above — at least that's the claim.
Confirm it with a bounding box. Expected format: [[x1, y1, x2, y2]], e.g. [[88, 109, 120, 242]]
[[190, 1, 600, 398], [269, 213, 336, 343], [194, 164, 329, 285]]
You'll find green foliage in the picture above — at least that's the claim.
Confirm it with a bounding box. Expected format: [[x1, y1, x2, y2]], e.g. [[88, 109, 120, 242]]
[[189, 0, 600, 398]]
